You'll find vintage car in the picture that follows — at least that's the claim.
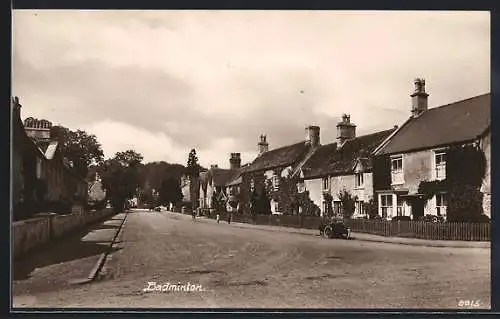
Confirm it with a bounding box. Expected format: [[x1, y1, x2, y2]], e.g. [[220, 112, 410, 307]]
[[319, 219, 351, 239]]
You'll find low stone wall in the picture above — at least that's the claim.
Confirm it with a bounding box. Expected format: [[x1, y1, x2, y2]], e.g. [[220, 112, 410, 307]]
[[12, 208, 114, 259]]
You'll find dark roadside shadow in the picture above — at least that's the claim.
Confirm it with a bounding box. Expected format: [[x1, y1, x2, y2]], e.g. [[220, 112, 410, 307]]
[[13, 222, 122, 281], [91, 224, 120, 231]]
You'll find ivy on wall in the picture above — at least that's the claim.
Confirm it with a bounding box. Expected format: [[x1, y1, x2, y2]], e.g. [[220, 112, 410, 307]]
[[417, 144, 487, 222]]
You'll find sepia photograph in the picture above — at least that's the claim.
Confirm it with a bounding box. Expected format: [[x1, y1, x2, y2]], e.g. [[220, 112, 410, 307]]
[[11, 10, 491, 310]]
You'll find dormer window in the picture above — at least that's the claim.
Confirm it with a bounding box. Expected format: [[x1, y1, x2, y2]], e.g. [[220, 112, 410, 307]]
[[355, 173, 364, 188], [322, 177, 329, 191], [391, 155, 404, 185], [434, 151, 446, 180]]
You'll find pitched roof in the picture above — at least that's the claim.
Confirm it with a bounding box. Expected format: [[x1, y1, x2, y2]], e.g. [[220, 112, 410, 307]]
[[209, 168, 238, 187], [244, 141, 311, 173], [302, 128, 396, 179], [377, 94, 491, 155]]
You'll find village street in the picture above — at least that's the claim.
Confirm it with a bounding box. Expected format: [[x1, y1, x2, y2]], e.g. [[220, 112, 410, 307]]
[[13, 210, 490, 309]]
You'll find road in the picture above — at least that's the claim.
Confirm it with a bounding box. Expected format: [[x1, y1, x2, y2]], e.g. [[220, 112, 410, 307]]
[[13, 209, 491, 309]]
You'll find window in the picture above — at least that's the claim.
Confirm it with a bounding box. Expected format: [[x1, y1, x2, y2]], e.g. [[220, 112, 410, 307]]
[[322, 201, 327, 215], [396, 197, 405, 216], [36, 157, 42, 179], [436, 193, 447, 217], [333, 201, 342, 216], [391, 156, 404, 184], [434, 152, 446, 180], [355, 173, 364, 188], [297, 180, 306, 193], [274, 201, 281, 213], [380, 194, 393, 219], [356, 201, 365, 216], [322, 177, 329, 190], [272, 175, 280, 190], [250, 179, 255, 192]]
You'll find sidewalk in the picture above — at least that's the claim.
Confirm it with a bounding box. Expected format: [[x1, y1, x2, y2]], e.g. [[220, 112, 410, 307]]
[[13, 212, 128, 299], [168, 211, 490, 249]]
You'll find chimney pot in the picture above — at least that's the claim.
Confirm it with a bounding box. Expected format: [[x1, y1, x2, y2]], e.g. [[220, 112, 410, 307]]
[[229, 152, 241, 169], [258, 134, 269, 155], [336, 114, 356, 147], [410, 78, 429, 117], [305, 125, 320, 147]]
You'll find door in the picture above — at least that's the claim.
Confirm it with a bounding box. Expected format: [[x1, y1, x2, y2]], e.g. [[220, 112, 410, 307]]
[[411, 197, 424, 220]]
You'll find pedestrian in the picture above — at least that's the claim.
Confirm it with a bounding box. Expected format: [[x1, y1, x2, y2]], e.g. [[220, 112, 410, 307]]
[[192, 210, 196, 221], [216, 213, 220, 224], [227, 213, 232, 224]]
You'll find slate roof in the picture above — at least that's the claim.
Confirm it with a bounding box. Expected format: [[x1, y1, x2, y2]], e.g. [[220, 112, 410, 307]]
[[302, 128, 396, 179], [209, 168, 238, 187], [377, 93, 491, 155], [243, 141, 311, 173]]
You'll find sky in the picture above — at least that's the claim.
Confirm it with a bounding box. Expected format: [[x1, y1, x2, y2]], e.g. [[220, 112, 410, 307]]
[[12, 10, 490, 169]]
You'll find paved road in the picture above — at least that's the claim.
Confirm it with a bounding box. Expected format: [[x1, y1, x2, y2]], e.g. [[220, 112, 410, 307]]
[[13, 209, 491, 309]]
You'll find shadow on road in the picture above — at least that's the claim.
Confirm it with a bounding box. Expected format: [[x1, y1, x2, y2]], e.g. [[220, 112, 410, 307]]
[[91, 224, 120, 231], [13, 225, 122, 281]]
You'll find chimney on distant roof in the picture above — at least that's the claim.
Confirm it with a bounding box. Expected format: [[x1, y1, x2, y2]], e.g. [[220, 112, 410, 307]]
[[258, 134, 269, 155], [230, 153, 241, 170], [411, 78, 429, 117], [12, 96, 21, 119], [336, 114, 356, 147], [305, 125, 320, 147]]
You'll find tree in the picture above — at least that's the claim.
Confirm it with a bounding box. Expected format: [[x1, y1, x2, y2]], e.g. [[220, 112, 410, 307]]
[[158, 178, 183, 206], [186, 149, 201, 210], [99, 150, 143, 213], [338, 189, 357, 219], [50, 125, 104, 178]]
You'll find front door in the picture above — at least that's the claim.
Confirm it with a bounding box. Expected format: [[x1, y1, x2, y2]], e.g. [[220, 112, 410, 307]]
[[411, 197, 424, 220]]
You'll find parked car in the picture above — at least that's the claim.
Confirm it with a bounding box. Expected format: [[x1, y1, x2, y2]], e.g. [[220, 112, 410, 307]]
[[154, 206, 162, 212], [319, 219, 351, 239]]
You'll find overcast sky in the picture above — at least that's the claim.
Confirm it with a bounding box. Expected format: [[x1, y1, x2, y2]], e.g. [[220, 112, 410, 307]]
[[12, 10, 490, 168]]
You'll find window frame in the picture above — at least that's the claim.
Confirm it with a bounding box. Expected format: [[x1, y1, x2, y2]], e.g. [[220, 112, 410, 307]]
[[435, 192, 447, 217], [380, 194, 393, 219], [355, 172, 364, 188], [322, 177, 329, 191], [433, 150, 447, 180], [390, 155, 404, 185]]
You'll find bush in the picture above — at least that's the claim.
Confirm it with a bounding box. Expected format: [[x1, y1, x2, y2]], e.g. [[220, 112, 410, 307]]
[[391, 216, 411, 222]]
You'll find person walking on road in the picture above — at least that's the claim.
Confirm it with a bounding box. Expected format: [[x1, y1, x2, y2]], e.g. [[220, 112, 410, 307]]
[[216, 213, 220, 224]]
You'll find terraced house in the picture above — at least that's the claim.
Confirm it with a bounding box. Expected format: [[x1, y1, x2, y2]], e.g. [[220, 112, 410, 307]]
[[298, 114, 396, 218], [372, 79, 491, 220], [235, 128, 321, 215]]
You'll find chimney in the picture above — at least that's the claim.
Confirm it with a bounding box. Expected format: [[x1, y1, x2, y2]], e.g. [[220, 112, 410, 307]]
[[23, 117, 53, 142], [258, 134, 269, 155], [336, 114, 356, 147], [210, 164, 218, 169], [410, 78, 429, 117], [229, 153, 241, 170], [11, 96, 21, 119], [305, 125, 320, 147]]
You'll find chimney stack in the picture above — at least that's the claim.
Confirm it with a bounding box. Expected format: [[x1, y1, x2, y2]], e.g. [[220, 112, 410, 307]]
[[336, 114, 356, 147], [230, 153, 241, 170], [258, 134, 269, 155], [411, 78, 429, 117], [23, 117, 53, 142], [305, 125, 320, 147]]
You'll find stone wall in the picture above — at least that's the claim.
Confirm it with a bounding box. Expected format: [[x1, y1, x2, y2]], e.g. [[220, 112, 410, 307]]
[[12, 208, 114, 259]]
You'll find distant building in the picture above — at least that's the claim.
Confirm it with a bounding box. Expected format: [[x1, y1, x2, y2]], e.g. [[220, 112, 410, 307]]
[[88, 173, 106, 202]]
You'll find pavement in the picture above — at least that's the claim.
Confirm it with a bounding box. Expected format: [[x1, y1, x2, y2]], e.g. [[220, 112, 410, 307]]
[[12, 208, 491, 309], [178, 212, 490, 249], [12, 212, 127, 304]]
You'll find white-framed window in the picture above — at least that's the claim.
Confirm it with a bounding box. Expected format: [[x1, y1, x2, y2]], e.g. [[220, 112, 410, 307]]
[[274, 201, 280, 213], [322, 177, 329, 190], [380, 194, 393, 219], [391, 155, 404, 184], [434, 151, 446, 180], [333, 201, 342, 216], [355, 173, 364, 188], [355, 200, 365, 216], [322, 201, 327, 215], [436, 193, 447, 217], [272, 175, 280, 190], [396, 197, 405, 216]]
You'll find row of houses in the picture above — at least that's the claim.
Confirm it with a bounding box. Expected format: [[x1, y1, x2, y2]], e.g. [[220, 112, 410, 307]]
[[182, 79, 491, 220], [11, 97, 88, 219]]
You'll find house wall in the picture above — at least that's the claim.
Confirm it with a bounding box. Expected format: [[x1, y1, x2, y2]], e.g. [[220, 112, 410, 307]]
[[304, 178, 322, 214], [391, 150, 433, 194], [12, 146, 24, 205], [181, 182, 190, 203], [480, 131, 491, 217]]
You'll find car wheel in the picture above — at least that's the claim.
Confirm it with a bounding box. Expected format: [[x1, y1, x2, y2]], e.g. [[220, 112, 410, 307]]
[[323, 226, 333, 239]]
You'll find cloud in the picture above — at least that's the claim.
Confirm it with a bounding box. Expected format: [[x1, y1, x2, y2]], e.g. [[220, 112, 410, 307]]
[[12, 10, 490, 166]]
